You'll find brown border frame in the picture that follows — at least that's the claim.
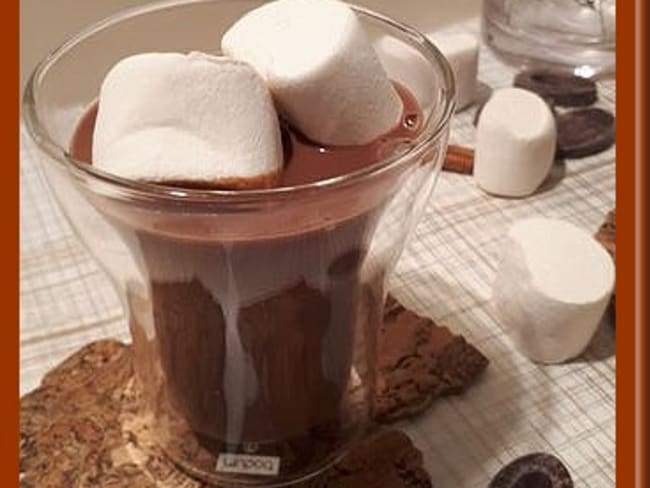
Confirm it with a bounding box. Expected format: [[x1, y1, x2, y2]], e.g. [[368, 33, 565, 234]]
[[6, 0, 19, 485], [616, 0, 647, 486], [11, 1, 648, 487]]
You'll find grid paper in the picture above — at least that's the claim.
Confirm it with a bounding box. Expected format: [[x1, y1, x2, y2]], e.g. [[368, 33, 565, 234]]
[[20, 18, 615, 488]]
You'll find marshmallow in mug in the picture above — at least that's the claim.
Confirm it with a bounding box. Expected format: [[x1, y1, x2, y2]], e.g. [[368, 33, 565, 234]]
[[222, 0, 403, 146], [474, 88, 556, 197], [93, 52, 283, 189], [373, 36, 434, 111], [493, 218, 615, 364]]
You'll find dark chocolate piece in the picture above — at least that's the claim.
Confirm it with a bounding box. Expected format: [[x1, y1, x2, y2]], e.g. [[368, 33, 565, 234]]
[[513, 69, 597, 107], [488, 453, 573, 488], [556, 108, 615, 158], [375, 296, 489, 422]]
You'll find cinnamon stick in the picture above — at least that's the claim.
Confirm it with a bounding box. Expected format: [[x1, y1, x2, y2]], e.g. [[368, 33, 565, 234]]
[[443, 144, 474, 174]]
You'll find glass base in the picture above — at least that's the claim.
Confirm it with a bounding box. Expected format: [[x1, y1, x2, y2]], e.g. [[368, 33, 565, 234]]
[[170, 449, 341, 487], [160, 427, 357, 487], [482, 1, 615, 78]]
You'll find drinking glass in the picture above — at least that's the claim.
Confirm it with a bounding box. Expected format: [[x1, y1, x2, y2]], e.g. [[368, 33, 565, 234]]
[[23, 1, 455, 485], [482, 0, 616, 77]]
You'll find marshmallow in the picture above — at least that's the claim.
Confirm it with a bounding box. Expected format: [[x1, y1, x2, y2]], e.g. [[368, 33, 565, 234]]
[[474, 88, 556, 197], [374, 36, 434, 111], [93, 52, 283, 188], [221, 0, 403, 146], [427, 33, 479, 110], [493, 218, 615, 364]]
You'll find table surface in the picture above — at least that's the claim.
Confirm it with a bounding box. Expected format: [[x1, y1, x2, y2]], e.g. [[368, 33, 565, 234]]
[[20, 17, 616, 488]]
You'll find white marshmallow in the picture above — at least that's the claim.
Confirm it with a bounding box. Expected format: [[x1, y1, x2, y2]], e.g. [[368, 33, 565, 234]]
[[493, 218, 615, 364], [373, 35, 434, 111], [474, 88, 556, 197], [426, 33, 479, 110], [221, 0, 403, 146], [93, 52, 283, 188]]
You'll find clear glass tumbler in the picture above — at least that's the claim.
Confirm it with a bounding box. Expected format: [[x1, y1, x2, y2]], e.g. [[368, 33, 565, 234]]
[[482, 0, 616, 77], [23, 1, 455, 485]]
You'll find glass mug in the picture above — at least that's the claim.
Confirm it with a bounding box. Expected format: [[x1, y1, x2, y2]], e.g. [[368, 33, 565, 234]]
[[23, 1, 455, 485], [482, 0, 616, 77]]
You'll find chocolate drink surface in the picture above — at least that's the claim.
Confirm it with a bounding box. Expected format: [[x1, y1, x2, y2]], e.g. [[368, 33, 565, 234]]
[[70, 84, 420, 187], [69, 85, 422, 477]]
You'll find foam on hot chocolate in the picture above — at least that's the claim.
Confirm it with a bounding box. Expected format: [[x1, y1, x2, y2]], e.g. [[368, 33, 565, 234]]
[[222, 0, 404, 146], [92, 52, 283, 188]]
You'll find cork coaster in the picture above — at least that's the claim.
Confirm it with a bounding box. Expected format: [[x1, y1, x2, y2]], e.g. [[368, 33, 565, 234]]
[[375, 296, 489, 422], [20, 298, 488, 487]]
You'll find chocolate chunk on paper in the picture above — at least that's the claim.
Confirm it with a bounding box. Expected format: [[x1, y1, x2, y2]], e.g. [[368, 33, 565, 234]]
[[556, 107, 615, 158], [513, 69, 597, 107], [375, 296, 489, 422], [488, 452, 573, 488]]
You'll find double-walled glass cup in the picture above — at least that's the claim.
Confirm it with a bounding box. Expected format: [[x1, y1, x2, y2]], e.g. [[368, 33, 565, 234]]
[[482, 0, 615, 77], [23, 1, 455, 485]]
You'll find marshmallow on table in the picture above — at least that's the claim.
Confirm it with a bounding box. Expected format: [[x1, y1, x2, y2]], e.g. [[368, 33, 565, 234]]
[[493, 218, 615, 364], [221, 0, 403, 146], [93, 52, 283, 188], [426, 32, 479, 111], [474, 88, 556, 197]]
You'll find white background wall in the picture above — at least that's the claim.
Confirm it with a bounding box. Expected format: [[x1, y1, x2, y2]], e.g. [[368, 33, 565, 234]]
[[20, 0, 482, 88]]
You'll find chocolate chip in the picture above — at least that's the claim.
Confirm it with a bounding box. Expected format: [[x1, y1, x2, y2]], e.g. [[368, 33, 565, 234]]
[[514, 69, 597, 107], [489, 453, 573, 488], [556, 108, 615, 158]]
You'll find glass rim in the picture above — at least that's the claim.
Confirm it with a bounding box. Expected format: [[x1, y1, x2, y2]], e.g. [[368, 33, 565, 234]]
[[22, 0, 456, 203]]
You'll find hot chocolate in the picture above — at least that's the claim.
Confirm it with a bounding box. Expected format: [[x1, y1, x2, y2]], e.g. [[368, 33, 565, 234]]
[[70, 83, 419, 187], [69, 84, 423, 479]]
